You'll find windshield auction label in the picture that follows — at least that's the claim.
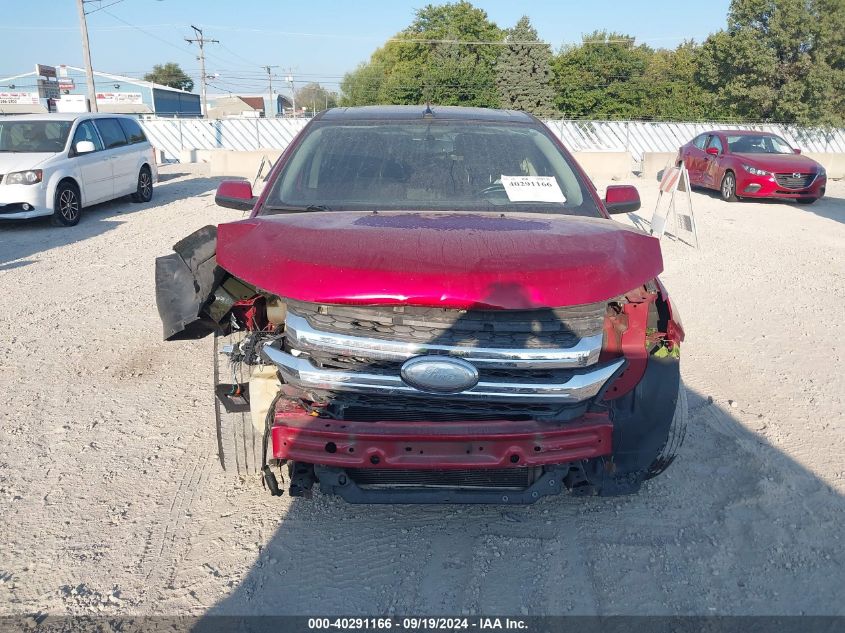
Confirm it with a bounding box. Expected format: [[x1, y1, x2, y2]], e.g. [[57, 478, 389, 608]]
[[501, 176, 566, 203]]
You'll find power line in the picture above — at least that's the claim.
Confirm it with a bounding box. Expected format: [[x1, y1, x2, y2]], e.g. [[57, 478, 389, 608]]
[[83, 0, 129, 15]]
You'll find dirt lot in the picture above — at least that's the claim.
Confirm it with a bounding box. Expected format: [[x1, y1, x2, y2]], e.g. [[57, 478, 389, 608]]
[[0, 164, 843, 617]]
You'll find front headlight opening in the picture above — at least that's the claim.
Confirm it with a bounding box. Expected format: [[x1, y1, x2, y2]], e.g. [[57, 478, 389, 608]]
[[6, 170, 43, 185], [742, 164, 769, 176]]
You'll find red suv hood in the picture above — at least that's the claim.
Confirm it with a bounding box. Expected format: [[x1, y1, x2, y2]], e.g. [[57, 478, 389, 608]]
[[216, 211, 663, 309]]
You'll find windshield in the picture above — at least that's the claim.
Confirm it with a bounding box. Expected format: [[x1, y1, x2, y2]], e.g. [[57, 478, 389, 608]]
[[0, 120, 73, 153], [265, 120, 602, 217], [726, 134, 794, 154]]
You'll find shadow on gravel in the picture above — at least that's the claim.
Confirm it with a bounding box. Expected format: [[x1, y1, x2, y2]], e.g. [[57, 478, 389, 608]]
[[198, 382, 845, 618], [795, 194, 844, 225], [687, 185, 845, 224], [0, 175, 225, 270]]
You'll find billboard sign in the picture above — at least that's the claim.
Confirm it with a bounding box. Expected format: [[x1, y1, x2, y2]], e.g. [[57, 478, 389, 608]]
[[96, 92, 143, 105], [58, 77, 75, 91], [0, 92, 40, 105], [36, 64, 57, 79], [38, 79, 61, 100]]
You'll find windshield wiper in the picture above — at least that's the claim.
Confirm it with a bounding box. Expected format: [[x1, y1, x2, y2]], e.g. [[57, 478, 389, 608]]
[[263, 204, 331, 214]]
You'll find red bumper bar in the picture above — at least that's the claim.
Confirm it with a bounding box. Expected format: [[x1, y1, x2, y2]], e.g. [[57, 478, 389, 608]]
[[271, 408, 612, 469]]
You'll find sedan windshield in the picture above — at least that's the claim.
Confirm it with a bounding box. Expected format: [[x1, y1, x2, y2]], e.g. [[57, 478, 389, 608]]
[[0, 120, 73, 153], [265, 121, 602, 217], [726, 134, 793, 154]]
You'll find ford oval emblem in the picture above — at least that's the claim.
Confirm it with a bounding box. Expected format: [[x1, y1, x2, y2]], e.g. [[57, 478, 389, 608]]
[[400, 356, 479, 394]]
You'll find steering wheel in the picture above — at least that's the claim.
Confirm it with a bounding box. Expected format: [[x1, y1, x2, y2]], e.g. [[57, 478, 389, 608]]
[[477, 182, 506, 197]]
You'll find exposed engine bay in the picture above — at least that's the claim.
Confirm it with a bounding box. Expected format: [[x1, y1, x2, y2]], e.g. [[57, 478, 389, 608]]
[[156, 225, 684, 503]]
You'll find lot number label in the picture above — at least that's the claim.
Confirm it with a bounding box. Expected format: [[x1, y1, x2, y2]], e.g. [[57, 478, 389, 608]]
[[501, 176, 566, 203]]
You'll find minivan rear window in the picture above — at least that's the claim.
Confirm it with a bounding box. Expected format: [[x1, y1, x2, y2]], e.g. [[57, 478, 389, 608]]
[[95, 118, 128, 149], [117, 117, 147, 144]]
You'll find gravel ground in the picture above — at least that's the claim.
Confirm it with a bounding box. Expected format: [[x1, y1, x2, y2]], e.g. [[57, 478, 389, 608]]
[[0, 164, 843, 617]]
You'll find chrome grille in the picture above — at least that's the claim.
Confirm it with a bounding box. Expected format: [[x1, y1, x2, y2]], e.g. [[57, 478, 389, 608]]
[[774, 173, 815, 189], [287, 300, 604, 349], [264, 301, 620, 419]]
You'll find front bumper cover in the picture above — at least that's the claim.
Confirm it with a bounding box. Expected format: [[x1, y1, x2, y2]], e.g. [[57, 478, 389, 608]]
[[737, 172, 826, 199], [271, 409, 613, 469]]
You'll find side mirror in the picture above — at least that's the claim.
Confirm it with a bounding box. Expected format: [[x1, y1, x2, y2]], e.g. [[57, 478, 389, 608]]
[[705, 147, 719, 156], [215, 180, 256, 210], [605, 185, 641, 215], [75, 140, 96, 155], [793, 148, 802, 155]]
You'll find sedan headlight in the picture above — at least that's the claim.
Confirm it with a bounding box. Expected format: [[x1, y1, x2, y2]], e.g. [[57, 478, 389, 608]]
[[5, 169, 43, 185], [742, 164, 769, 176], [818, 167, 826, 178]]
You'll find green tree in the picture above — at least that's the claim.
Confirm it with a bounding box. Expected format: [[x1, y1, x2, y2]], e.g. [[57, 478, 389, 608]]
[[143, 62, 194, 92], [296, 82, 339, 114], [340, 1, 504, 106], [639, 42, 729, 120], [697, 0, 845, 125], [551, 31, 652, 118], [494, 16, 556, 115]]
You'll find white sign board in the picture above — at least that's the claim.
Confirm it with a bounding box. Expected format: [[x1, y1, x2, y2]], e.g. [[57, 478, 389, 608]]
[[501, 175, 566, 203], [0, 92, 39, 105], [96, 92, 143, 105], [56, 94, 88, 113]]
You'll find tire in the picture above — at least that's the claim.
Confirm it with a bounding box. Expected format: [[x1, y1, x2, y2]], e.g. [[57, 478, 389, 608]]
[[130, 166, 153, 203], [214, 330, 264, 475], [50, 181, 82, 227], [646, 380, 688, 479], [719, 171, 738, 202], [797, 197, 817, 205]]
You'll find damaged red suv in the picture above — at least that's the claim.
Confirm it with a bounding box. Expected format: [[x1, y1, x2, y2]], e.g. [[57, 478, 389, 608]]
[[156, 105, 687, 504]]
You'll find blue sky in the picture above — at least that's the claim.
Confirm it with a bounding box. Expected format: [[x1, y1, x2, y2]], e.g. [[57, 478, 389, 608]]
[[1, 0, 732, 95]]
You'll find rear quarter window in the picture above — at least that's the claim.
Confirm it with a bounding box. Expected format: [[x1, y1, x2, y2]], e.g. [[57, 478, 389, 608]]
[[95, 118, 129, 149], [117, 117, 147, 144]]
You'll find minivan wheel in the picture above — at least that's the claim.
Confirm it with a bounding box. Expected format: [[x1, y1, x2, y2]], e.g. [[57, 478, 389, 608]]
[[719, 171, 738, 202], [51, 182, 82, 226], [131, 166, 153, 203]]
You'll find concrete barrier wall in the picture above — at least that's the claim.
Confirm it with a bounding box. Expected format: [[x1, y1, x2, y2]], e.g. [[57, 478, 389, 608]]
[[803, 153, 845, 180], [571, 152, 632, 181], [185, 149, 285, 178], [641, 152, 680, 180]]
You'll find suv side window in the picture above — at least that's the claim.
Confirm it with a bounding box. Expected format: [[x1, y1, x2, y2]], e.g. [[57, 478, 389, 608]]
[[117, 117, 147, 144], [692, 134, 707, 150], [706, 135, 723, 154], [95, 118, 128, 149], [71, 120, 104, 153]]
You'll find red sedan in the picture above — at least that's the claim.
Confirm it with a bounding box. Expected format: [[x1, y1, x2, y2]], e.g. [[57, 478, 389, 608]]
[[679, 130, 827, 204]]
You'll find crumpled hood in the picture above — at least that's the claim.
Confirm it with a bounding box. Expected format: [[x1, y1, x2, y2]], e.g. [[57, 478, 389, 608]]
[[733, 152, 823, 173], [0, 152, 56, 174], [216, 211, 663, 309]]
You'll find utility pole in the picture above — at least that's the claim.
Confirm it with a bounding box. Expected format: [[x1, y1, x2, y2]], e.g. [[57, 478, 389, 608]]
[[75, 0, 98, 112], [263, 65, 278, 117], [285, 71, 296, 116], [186, 25, 218, 118]]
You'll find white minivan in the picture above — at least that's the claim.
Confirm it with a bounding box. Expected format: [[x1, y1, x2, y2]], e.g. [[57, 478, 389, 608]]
[[0, 113, 157, 226]]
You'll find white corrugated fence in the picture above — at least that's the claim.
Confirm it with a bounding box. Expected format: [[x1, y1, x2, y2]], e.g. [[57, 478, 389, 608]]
[[139, 116, 845, 163]]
